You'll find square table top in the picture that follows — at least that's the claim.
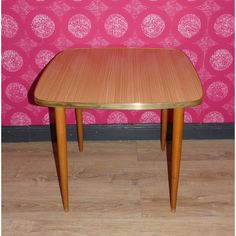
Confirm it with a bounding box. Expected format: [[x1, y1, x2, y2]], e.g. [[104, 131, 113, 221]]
[[34, 48, 203, 110]]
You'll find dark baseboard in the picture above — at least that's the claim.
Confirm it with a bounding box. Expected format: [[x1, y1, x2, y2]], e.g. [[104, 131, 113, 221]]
[[2, 123, 234, 142]]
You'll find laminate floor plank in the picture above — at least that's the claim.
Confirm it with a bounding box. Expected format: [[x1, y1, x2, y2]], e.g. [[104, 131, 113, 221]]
[[2, 140, 234, 236]]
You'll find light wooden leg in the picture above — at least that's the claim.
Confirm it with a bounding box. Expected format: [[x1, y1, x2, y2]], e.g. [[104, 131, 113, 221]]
[[75, 109, 83, 152], [170, 108, 184, 212], [161, 109, 168, 151], [55, 107, 69, 212]]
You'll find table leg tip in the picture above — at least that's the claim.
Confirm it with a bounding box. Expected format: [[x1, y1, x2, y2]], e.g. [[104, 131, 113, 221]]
[[160, 143, 165, 151], [63, 204, 69, 212], [64, 208, 69, 212], [171, 208, 176, 213]]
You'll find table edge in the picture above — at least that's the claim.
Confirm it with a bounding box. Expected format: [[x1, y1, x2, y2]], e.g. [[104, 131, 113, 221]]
[[34, 97, 203, 110]]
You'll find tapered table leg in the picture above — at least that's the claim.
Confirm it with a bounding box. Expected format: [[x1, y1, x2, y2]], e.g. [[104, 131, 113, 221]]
[[55, 107, 69, 212], [75, 109, 83, 152], [161, 109, 168, 151], [170, 108, 184, 212]]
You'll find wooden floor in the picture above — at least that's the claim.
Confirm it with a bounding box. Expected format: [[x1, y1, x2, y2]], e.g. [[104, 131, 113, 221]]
[[2, 140, 234, 236]]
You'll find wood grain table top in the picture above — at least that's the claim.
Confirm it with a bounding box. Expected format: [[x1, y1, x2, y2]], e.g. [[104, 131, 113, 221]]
[[34, 48, 203, 110]]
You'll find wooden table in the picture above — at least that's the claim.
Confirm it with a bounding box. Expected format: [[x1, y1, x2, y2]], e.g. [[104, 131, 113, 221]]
[[34, 48, 203, 212]]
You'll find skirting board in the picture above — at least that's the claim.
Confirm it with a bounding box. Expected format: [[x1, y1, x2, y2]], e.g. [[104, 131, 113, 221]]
[[2, 123, 234, 142]]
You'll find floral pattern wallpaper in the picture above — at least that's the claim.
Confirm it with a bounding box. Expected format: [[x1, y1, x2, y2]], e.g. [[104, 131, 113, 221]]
[[2, 0, 234, 125]]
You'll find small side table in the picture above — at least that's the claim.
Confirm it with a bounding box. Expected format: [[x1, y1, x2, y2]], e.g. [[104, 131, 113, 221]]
[[34, 48, 203, 212]]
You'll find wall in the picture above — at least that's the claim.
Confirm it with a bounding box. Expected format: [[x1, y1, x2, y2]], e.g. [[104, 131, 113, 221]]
[[2, 0, 234, 125]]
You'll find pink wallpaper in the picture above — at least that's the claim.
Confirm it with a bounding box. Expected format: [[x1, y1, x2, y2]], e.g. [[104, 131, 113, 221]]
[[2, 0, 234, 126]]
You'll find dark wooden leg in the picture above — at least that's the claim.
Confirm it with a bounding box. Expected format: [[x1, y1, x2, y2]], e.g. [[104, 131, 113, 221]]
[[161, 109, 168, 151], [170, 108, 184, 212], [55, 107, 69, 212], [75, 109, 83, 152]]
